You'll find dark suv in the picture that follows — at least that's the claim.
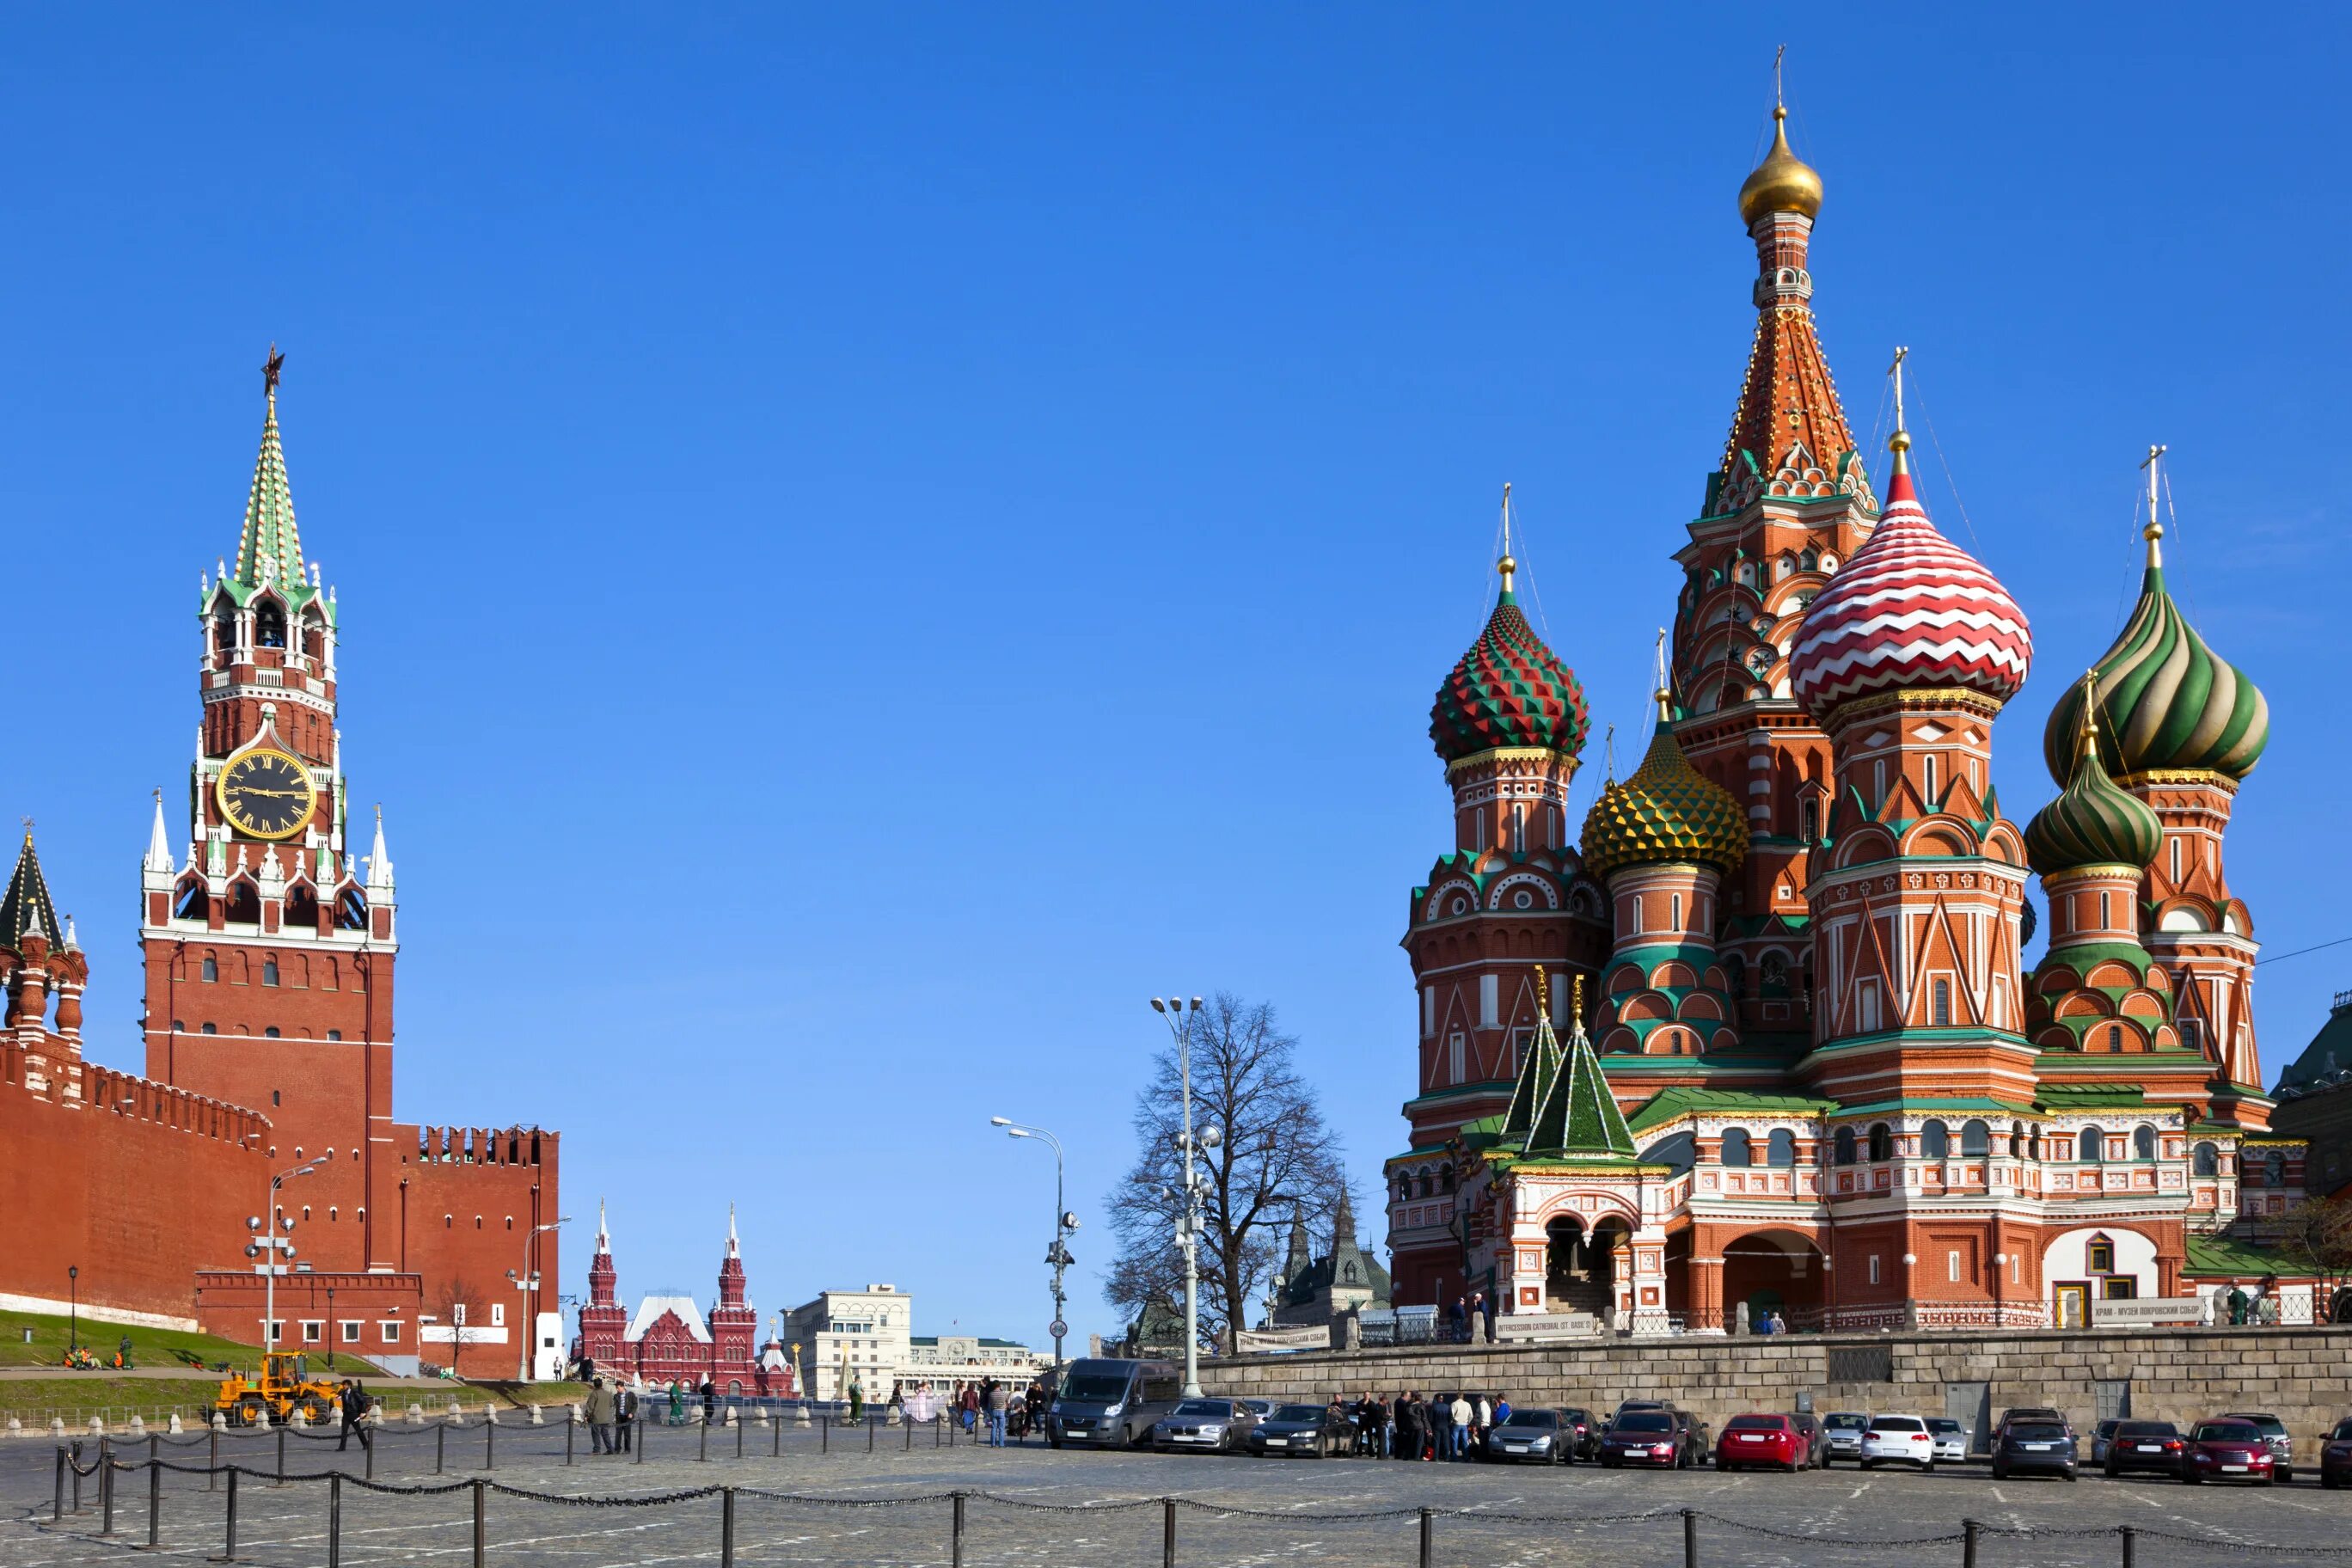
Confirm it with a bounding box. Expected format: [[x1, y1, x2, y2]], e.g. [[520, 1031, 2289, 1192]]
[[1992, 1420, 2079, 1482]]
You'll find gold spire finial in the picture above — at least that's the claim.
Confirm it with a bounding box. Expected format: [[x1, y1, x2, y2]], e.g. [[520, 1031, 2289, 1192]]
[[1738, 49, 1822, 225], [1497, 482, 1517, 595], [1571, 973, 1585, 1028], [1651, 628, 1672, 723], [2139, 444, 2168, 566], [1774, 43, 1786, 112], [1535, 964, 1549, 1014], [2078, 671, 2102, 755], [1887, 346, 1912, 466]]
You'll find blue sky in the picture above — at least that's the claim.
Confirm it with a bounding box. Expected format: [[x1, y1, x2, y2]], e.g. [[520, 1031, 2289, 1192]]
[[3, 7, 2345, 1351]]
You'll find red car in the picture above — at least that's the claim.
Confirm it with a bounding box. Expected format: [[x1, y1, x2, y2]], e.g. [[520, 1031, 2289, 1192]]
[[2184, 1419, 2275, 1485], [1716, 1413, 1809, 1472]]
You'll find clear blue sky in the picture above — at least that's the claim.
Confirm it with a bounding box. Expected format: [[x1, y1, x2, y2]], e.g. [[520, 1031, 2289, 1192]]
[[4, 7, 2345, 1351]]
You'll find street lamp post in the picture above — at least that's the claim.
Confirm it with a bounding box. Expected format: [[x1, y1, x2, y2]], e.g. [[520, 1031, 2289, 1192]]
[[1149, 996, 1215, 1399], [989, 1118, 1079, 1375], [509, 1220, 568, 1382], [247, 1151, 334, 1364], [67, 1266, 78, 1360], [327, 1286, 336, 1369]]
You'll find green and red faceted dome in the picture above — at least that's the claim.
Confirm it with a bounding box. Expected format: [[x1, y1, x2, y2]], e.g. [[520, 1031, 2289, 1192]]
[[1430, 560, 1589, 764]]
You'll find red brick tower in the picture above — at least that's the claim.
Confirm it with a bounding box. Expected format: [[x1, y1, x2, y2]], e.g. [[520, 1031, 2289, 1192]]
[[710, 1205, 757, 1371], [1669, 101, 1879, 1050], [141, 352, 398, 1271], [578, 1200, 628, 1369]]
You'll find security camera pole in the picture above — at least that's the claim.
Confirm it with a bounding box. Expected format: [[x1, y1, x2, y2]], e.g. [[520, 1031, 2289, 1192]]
[[989, 1118, 1078, 1375], [248, 1149, 333, 1359], [1150, 996, 1214, 1399]]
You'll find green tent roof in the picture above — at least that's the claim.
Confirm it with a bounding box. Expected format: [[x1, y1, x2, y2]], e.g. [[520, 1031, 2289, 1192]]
[[1626, 1086, 1836, 1135]]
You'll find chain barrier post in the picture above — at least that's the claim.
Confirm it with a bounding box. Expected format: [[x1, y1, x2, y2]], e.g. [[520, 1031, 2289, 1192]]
[[1161, 1497, 1176, 1568], [1963, 1519, 1980, 1568], [328, 1471, 342, 1568], [737, 1414, 745, 1459], [700, 1415, 709, 1462], [52, 1445, 64, 1522], [821, 1415, 828, 1454], [436, 1423, 446, 1475], [773, 1415, 781, 1457], [905, 1416, 912, 1451], [150, 1433, 160, 1470], [567, 1412, 574, 1467], [209, 1467, 238, 1564], [720, 1485, 736, 1568], [637, 1416, 646, 1465], [471, 1477, 486, 1568], [147, 1454, 163, 1548], [1681, 1507, 1697, 1568], [1418, 1507, 1433, 1568], [486, 1414, 494, 1472], [365, 1423, 377, 1482], [952, 1491, 966, 1568], [101, 1447, 118, 1537], [72, 1444, 84, 1515], [2120, 1525, 2135, 1568], [209, 1426, 219, 1491]]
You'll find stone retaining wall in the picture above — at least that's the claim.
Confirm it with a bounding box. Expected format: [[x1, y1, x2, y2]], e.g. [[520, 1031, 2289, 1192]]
[[1199, 1326, 2352, 1449]]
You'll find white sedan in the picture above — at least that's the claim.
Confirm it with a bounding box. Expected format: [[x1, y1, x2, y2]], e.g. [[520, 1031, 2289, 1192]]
[[1927, 1418, 1969, 1462], [1860, 1414, 1937, 1471]]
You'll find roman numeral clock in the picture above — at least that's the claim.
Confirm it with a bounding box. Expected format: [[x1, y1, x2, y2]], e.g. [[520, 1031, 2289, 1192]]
[[216, 748, 318, 840]]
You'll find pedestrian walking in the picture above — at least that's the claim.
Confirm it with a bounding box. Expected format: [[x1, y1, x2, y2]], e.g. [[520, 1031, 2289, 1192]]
[[336, 1379, 373, 1452], [585, 1376, 618, 1455]]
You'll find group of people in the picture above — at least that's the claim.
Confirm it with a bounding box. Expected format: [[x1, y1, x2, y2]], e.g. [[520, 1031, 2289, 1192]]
[[1329, 1389, 1514, 1459], [891, 1378, 1052, 1447]]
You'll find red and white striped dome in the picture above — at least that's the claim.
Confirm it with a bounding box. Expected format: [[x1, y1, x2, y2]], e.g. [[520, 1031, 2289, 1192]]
[[1788, 463, 2032, 717]]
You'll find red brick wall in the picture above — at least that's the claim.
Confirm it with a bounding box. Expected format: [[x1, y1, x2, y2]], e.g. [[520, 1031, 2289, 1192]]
[[393, 1125, 560, 1377], [195, 1271, 423, 1364], [0, 1044, 271, 1325]]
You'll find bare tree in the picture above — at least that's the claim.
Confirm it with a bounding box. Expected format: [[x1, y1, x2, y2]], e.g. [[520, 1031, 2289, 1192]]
[[432, 1277, 483, 1374], [1104, 993, 1349, 1351], [2277, 1197, 2352, 1314]]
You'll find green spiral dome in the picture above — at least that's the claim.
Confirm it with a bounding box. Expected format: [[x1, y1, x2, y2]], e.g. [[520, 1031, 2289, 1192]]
[[2025, 718, 2165, 876], [1580, 709, 1750, 881], [2042, 548, 2269, 785]]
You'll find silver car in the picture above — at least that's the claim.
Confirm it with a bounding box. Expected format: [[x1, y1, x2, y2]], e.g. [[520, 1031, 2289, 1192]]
[[1821, 1411, 1871, 1466], [1150, 1398, 1258, 1455], [1927, 1417, 1968, 1463]]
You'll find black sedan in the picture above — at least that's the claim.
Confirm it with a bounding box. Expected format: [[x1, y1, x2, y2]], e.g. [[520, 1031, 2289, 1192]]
[[2104, 1420, 2188, 1479], [1992, 1420, 2079, 1481], [1245, 1403, 1353, 1458], [2322, 1418, 2352, 1490], [1483, 1407, 1573, 1465]]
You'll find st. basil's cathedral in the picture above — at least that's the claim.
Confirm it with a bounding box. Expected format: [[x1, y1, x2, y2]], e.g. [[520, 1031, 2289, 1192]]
[[1387, 100, 2300, 1333]]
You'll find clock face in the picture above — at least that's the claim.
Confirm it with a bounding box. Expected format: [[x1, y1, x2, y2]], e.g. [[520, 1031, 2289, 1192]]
[[217, 749, 318, 840]]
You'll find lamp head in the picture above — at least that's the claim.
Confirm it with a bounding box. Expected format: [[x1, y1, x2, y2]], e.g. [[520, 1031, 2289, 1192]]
[[1189, 996, 1203, 1011], [1150, 998, 1167, 1014], [989, 1116, 1012, 1126], [247, 1216, 263, 1232], [1007, 1127, 1031, 1140], [1200, 1123, 1224, 1151]]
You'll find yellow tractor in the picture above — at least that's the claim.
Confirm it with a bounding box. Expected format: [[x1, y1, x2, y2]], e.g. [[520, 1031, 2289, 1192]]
[[213, 1351, 340, 1428]]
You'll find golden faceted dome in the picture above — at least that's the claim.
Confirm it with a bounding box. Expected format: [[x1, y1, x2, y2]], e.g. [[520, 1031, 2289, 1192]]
[[1737, 107, 1822, 226]]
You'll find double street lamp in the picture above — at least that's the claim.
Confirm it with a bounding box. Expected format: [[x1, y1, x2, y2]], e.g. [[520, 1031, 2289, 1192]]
[[1149, 996, 1216, 1400], [989, 1118, 1079, 1375], [508, 1219, 569, 1382], [247, 1149, 334, 1363]]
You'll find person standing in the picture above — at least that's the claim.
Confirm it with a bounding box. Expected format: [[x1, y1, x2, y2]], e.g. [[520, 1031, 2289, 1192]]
[[1493, 1394, 1513, 1428], [1473, 1393, 1491, 1449], [985, 1379, 1009, 1448], [1481, 1292, 1498, 1344], [1395, 1393, 1422, 1462], [668, 1381, 687, 1427], [616, 1382, 636, 1454], [701, 1378, 718, 1427], [1430, 1392, 1454, 1461], [1449, 1392, 1473, 1460], [1448, 1296, 1468, 1344], [585, 1376, 617, 1455]]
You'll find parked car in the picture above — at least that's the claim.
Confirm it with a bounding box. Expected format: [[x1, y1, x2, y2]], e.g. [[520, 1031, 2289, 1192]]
[[1048, 1358, 1182, 1449], [1150, 1399, 1259, 1455], [1244, 1403, 1352, 1458], [1927, 1418, 1968, 1464], [1820, 1411, 1871, 1466], [2318, 1418, 2352, 1490], [1791, 1412, 1829, 1468], [2218, 1411, 2294, 1482], [1600, 1407, 1704, 1468], [1238, 1399, 1279, 1422], [2103, 1420, 2187, 1479], [1561, 1406, 1600, 1461], [1995, 1406, 2073, 1440], [1715, 1412, 1810, 1472], [1484, 1406, 1572, 1465], [2089, 1419, 2122, 1465], [1861, 1415, 1937, 1472], [2184, 1419, 2275, 1485], [1992, 1420, 2079, 1482]]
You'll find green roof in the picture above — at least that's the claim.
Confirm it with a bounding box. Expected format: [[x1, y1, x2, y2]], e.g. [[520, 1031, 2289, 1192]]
[[2184, 1234, 2300, 1279], [2035, 1085, 2153, 1110], [215, 377, 334, 624], [1832, 1096, 2037, 1118], [1496, 990, 1635, 1159], [1626, 1086, 1836, 1136], [2277, 999, 2352, 1094]]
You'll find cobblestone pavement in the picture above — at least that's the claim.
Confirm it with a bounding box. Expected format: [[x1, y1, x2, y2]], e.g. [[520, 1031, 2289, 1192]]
[[4, 1418, 2349, 1566]]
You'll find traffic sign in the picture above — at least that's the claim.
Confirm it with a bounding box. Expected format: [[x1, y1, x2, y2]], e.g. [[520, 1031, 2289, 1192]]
[[1049, 1319, 1068, 1339]]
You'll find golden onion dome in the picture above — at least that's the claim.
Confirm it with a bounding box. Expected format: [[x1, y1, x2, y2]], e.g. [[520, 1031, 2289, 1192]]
[[1580, 695, 1751, 882], [1737, 107, 1823, 226]]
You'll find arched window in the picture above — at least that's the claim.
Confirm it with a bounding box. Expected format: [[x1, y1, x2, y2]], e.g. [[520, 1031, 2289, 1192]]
[[2134, 1124, 2158, 1161], [1961, 1118, 1990, 1157], [2265, 1150, 2288, 1189], [212, 606, 238, 664], [2008, 1122, 2024, 1157], [1867, 1124, 1893, 1162], [287, 885, 319, 931], [1834, 1127, 1857, 1166], [262, 957, 280, 987], [1776, 553, 1795, 579], [1767, 1129, 1796, 1167], [201, 955, 218, 983], [2105, 1023, 2125, 1053], [224, 881, 261, 924], [263, 1026, 280, 1038], [200, 1022, 217, 1035], [2193, 1142, 2219, 1178], [254, 600, 286, 649], [1670, 893, 1683, 930], [1932, 978, 1952, 1026], [1720, 1129, 1753, 1167], [1921, 1120, 1950, 1160], [2079, 1126, 2105, 1162]]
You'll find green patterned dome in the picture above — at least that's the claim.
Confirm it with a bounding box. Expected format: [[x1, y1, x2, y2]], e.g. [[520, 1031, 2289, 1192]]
[[1580, 700, 1750, 880], [1430, 567, 1589, 764], [2042, 533, 2268, 784], [2025, 701, 2163, 875]]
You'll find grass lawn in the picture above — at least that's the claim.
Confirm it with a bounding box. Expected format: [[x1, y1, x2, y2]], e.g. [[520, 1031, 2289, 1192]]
[[0, 1307, 385, 1375]]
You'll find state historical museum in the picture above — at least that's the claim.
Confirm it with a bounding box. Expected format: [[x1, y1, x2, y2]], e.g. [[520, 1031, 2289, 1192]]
[[1387, 101, 2305, 1332], [0, 358, 560, 1376]]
